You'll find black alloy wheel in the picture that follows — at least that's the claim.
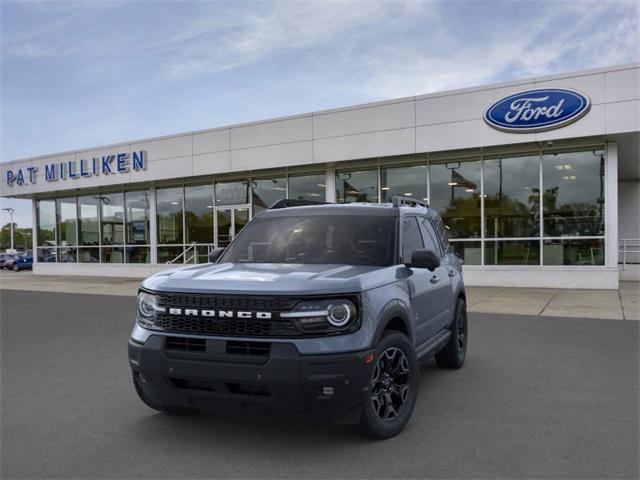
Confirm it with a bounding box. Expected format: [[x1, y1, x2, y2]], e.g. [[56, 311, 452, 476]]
[[370, 347, 411, 421]]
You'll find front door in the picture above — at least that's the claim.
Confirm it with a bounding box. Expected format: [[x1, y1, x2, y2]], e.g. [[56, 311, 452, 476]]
[[215, 207, 250, 247]]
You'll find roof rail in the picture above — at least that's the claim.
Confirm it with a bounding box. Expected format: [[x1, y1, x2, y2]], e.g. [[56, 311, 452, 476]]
[[269, 198, 331, 209], [392, 196, 429, 208]]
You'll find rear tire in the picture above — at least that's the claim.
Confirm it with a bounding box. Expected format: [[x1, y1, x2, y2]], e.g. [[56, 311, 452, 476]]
[[132, 373, 198, 415], [12, 264, 19, 272], [357, 331, 418, 439], [435, 298, 467, 369]]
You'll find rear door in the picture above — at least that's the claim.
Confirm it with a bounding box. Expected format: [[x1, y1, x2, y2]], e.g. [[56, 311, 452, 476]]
[[418, 216, 455, 332]]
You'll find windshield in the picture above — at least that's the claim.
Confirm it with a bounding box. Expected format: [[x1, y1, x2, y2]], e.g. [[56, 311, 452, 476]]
[[220, 214, 397, 266]]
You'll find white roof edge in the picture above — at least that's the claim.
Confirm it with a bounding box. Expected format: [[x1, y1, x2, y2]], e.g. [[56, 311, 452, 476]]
[[4, 62, 639, 165]]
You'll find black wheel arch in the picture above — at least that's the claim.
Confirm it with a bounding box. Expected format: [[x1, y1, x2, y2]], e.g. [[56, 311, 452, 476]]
[[372, 299, 413, 346]]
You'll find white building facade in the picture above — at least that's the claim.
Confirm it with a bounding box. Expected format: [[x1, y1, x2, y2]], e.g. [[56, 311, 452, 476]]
[[2, 63, 639, 289]]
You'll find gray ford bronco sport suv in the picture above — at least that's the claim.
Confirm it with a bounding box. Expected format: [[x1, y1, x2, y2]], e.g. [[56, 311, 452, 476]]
[[129, 196, 467, 439]]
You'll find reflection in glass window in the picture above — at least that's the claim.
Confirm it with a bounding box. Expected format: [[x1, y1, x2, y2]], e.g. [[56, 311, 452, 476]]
[[543, 238, 604, 265], [336, 170, 378, 203], [100, 193, 124, 245], [78, 247, 99, 263], [78, 196, 100, 246], [430, 160, 481, 238], [185, 184, 214, 244], [157, 187, 183, 244], [449, 241, 481, 265], [126, 246, 150, 264], [542, 150, 605, 237], [484, 155, 540, 238], [402, 217, 424, 264], [252, 177, 286, 212], [37, 200, 56, 246], [157, 246, 183, 264], [484, 240, 540, 265], [125, 191, 150, 245], [101, 246, 124, 263], [56, 198, 77, 246], [288, 173, 325, 201], [215, 181, 248, 206], [381, 165, 428, 203]]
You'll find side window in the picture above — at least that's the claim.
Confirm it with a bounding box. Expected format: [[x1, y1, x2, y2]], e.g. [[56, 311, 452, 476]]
[[402, 217, 425, 264], [433, 215, 450, 252], [419, 217, 442, 257]]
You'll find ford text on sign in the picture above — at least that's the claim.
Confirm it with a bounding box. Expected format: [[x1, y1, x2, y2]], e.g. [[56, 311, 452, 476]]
[[484, 88, 591, 133]]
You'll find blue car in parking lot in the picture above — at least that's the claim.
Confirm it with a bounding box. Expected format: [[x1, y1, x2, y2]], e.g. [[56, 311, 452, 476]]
[[12, 252, 33, 271]]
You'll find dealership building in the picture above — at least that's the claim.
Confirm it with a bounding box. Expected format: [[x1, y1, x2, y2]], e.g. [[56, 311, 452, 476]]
[[1, 63, 638, 289]]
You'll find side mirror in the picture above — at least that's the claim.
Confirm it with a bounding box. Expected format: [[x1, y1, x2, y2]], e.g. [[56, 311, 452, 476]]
[[408, 249, 440, 271], [208, 247, 225, 263]]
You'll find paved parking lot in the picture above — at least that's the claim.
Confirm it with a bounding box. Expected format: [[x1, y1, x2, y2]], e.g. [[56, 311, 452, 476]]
[[1, 289, 638, 479]]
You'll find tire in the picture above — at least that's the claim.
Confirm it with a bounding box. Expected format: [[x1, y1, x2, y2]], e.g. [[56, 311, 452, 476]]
[[435, 298, 467, 369], [357, 330, 419, 439], [13, 264, 19, 272], [132, 373, 198, 415]]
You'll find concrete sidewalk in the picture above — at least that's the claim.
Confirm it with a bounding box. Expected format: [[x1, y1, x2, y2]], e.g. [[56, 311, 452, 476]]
[[1, 271, 638, 320]]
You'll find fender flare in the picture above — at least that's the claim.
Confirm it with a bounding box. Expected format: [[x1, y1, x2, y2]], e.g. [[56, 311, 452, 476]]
[[372, 299, 413, 346]]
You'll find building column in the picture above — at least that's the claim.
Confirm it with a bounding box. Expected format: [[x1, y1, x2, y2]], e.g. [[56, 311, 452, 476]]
[[31, 198, 37, 265], [149, 186, 158, 264], [325, 165, 336, 203], [605, 142, 618, 271]]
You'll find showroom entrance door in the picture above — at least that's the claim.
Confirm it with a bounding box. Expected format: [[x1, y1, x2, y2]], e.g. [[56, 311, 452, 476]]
[[215, 206, 250, 247]]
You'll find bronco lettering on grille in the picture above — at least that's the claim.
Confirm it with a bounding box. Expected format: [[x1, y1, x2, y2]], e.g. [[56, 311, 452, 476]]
[[167, 308, 272, 320]]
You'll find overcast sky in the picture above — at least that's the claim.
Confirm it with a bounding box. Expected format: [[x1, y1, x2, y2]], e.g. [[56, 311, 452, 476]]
[[1, 0, 639, 228]]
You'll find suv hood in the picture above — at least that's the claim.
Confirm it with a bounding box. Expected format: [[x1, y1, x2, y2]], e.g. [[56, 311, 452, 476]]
[[142, 262, 398, 295]]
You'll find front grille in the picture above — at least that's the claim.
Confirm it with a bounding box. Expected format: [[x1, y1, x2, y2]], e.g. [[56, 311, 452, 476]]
[[226, 341, 271, 356], [156, 293, 298, 311], [154, 314, 301, 337], [165, 336, 206, 352]]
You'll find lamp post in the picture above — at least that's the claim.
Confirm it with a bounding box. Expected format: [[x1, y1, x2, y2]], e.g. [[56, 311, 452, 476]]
[[2, 207, 15, 251]]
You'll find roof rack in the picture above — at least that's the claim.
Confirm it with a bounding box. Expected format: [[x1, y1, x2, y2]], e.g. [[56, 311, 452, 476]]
[[269, 198, 331, 209], [392, 196, 429, 209]]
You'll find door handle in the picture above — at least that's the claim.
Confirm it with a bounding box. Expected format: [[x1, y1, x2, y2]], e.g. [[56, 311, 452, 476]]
[[430, 275, 440, 284]]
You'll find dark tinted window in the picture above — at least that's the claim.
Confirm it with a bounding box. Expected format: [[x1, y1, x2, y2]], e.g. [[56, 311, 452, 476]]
[[402, 217, 424, 264], [221, 214, 396, 266], [419, 217, 442, 257]]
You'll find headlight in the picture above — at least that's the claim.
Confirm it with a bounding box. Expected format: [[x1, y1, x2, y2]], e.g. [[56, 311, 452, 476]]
[[281, 298, 358, 334], [136, 291, 165, 330]]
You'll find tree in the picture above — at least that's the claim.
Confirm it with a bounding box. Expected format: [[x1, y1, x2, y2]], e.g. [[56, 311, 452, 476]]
[[0, 223, 32, 251]]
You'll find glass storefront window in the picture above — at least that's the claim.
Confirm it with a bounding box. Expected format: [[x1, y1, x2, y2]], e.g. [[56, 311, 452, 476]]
[[56, 198, 77, 246], [58, 246, 76, 263], [450, 241, 482, 265], [100, 192, 124, 245], [336, 169, 378, 203], [215, 181, 248, 206], [185, 184, 214, 244], [77, 247, 99, 263], [543, 238, 604, 265], [77, 196, 100, 246], [125, 191, 150, 245], [430, 160, 481, 238], [157, 246, 183, 264], [252, 177, 286, 212], [126, 246, 150, 264], [36, 200, 56, 246], [288, 173, 325, 201], [381, 165, 428, 203], [101, 246, 124, 263], [157, 187, 183, 244], [542, 150, 605, 237], [37, 246, 57, 262], [484, 155, 540, 238], [484, 240, 540, 265]]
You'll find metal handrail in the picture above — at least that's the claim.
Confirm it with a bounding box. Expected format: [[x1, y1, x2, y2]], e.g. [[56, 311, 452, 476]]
[[166, 243, 197, 265], [619, 238, 640, 269]]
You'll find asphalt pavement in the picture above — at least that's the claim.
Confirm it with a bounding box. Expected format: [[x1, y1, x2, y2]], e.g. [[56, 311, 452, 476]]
[[1, 289, 638, 479]]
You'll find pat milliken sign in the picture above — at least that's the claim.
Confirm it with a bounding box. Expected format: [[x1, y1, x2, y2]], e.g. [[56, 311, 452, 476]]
[[5, 151, 147, 187], [484, 88, 591, 133]]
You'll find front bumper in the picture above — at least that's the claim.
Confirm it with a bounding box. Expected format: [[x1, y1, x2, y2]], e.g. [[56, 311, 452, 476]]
[[128, 334, 374, 422]]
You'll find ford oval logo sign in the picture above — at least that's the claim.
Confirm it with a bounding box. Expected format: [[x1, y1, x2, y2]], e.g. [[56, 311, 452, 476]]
[[484, 88, 591, 133]]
